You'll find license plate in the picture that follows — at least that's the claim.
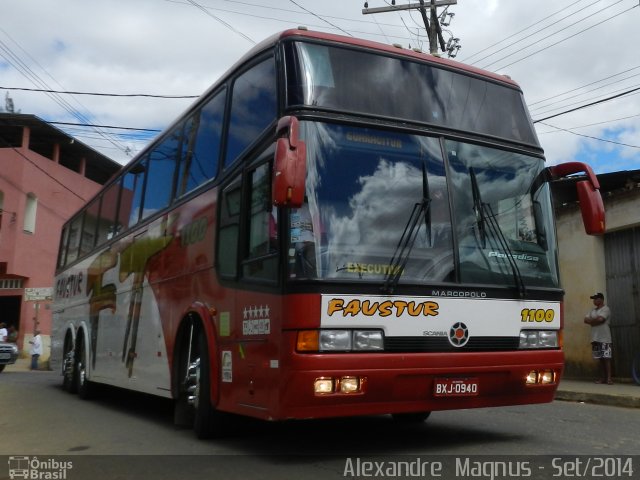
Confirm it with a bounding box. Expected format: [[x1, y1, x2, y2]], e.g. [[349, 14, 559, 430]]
[[0, 352, 10, 360], [433, 377, 479, 397]]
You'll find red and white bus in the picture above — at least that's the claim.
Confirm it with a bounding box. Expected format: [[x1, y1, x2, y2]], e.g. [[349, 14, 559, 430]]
[[52, 29, 605, 438]]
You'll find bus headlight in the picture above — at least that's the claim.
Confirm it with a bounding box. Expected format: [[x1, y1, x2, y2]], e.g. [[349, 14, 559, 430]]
[[319, 330, 351, 351], [519, 330, 558, 349], [353, 331, 384, 351], [297, 330, 384, 352]]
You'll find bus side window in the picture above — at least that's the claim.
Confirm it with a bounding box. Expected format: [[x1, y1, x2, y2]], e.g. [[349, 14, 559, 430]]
[[176, 89, 225, 198], [142, 130, 179, 219], [122, 158, 147, 228], [218, 178, 242, 278], [224, 56, 277, 168], [66, 213, 84, 265], [79, 197, 100, 257], [98, 181, 123, 243], [57, 225, 70, 269], [243, 162, 278, 282]]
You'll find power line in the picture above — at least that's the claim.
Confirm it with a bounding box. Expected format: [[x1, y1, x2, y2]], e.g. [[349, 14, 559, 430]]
[[531, 81, 640, 118], [0, 86, 198, 99], [537, 113, 640, 135], [461, 0, 588, 63], [45, 120, 162, 133], [491, 2, 638, 71], [0, 29, 131, 156], [532, 86, 640, 123], [288, 0, 353, 37], [184, 0, 256, 44], [538, 121, 640, 149], [528, 64, 640, 108]]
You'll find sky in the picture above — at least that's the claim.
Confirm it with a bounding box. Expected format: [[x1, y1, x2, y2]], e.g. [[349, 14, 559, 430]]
[[2, 0, 640, 174]]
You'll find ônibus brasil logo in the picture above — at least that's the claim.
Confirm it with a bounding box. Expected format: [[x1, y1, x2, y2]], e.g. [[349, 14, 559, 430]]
[[8, 456, 73, 480]]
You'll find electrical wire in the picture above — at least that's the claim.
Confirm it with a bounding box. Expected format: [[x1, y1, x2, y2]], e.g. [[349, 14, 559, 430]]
[[288, 0, 353, 37], [184, 0, 256, 44], [532, 86, 640, 123], [0, 86, 198, 99], [490, 2, 638, 71], [463, 0, 596, 65], [538, 121, 640, 149]]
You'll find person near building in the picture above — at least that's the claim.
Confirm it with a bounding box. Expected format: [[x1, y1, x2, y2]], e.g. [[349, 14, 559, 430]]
[[583, 292, 613, 385], [28, 330, 43, 371], [7, 325, 18, 343], [0, 323, 7, 342]]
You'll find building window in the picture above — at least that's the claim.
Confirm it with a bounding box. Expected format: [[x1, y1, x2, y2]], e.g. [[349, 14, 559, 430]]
[[0, 279, 22, 289], [24, 193, 37, 233]]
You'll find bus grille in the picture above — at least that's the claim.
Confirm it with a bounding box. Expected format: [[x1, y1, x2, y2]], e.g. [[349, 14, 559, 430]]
[[384, 336, 520, 352]]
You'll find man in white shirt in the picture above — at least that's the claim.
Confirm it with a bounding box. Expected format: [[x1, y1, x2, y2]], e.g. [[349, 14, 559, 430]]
[[0, 323, 7, 342], [583, 292, 613, 385], [29, 330, 43, 371]]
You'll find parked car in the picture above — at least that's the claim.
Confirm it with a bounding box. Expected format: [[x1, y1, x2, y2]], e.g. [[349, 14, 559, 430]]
[[0, 341, 19, 372]]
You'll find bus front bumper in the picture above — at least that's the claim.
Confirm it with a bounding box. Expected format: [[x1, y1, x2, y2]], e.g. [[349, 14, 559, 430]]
[[275, 349, 564, 420]]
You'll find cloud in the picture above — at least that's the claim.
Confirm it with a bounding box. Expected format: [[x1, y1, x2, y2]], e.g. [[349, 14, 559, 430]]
[[2, 0, 639, 170]]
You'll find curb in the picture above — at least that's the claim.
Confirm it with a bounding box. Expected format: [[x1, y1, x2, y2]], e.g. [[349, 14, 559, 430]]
[[555, 390, 640, 409]]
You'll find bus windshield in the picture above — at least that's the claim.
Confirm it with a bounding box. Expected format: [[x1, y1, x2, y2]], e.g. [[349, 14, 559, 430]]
[[287, 122, 559, 289]]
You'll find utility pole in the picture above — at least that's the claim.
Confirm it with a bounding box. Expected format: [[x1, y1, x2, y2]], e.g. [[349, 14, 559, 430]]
[[362, 0, 459, 57]]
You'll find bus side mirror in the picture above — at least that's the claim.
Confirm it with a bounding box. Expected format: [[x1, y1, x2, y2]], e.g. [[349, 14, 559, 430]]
[[549, 161, 605, 235], [273, 116, 306, 208], [576, 180, 605, 235]]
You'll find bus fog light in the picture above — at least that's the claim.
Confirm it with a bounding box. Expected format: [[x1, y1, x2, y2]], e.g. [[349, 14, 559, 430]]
[[314, 378, 334, 394], [540, 370, 555, 384], [526, 370, 538, 384], [339, 376, 360, 393]]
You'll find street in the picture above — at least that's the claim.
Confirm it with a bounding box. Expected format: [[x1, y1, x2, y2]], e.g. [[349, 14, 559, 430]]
[[1, 369, 639, 479]]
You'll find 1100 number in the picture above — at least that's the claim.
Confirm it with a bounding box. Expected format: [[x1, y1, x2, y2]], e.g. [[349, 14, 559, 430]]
[[521, 309, 555, 323]]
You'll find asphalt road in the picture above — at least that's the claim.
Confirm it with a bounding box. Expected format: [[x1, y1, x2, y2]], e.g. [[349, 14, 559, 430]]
[[1, 369, 639, 480]]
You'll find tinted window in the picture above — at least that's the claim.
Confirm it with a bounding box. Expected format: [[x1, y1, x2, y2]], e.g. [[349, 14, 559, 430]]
[[98, 182, 123, 243], [66, 214, 83, 265], [286, 42, 538, 146], [80, 198, 100, 256], [218, 179, 242, 277], [225, 57, 277, 167], [121, 159, 147, 228], [57, 225, 70, 269], [176, 90, 225, 197], [243, 162, 278, 281], [142, 132, 179, 219]]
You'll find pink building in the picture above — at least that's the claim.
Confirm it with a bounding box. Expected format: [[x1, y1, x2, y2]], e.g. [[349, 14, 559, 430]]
[[0, 113, 120, 361]]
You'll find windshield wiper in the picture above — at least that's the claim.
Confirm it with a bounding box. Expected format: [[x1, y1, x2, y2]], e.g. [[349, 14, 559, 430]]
[[381, 163, 432, 294], [469, 167, 486, 248], [468, 167, 526, 299]]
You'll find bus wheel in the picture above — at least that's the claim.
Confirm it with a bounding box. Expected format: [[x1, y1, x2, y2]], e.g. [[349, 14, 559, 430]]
[[391, 412, 431, 423], [191, 332, 227, 439], [62, 336, 76, 393], [75, 338, 93, 400]]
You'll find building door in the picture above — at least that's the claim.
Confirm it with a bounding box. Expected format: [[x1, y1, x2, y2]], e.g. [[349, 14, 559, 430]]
[[0, 295, 22, 338], [604, 228, 640, 379]]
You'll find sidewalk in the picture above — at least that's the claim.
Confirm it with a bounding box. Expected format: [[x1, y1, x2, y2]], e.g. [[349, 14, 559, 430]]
[[555, 378, 640, 409], [5, 357, 640, 408], [4, 355, 50, 372]]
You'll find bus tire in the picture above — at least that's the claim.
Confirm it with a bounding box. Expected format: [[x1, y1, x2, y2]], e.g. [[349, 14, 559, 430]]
[[391, 412, 431, 423], [193, 331, 227, 439], [62, 334, 77, 393], [75, 337, 94, 400]]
